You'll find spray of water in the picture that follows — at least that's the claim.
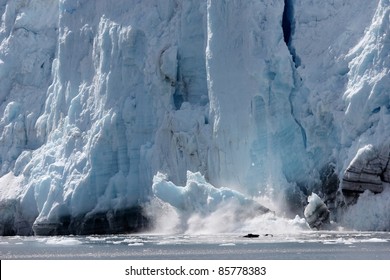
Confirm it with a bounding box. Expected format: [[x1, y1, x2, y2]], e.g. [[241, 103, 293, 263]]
[[145, 198, 310, 235]]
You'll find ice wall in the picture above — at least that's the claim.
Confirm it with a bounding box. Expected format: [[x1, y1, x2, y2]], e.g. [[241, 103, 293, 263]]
[[0, 0, 389, 235], [206, 0, 308, 192], [0, 0, 210, 235], [292, 0, 390, 213]]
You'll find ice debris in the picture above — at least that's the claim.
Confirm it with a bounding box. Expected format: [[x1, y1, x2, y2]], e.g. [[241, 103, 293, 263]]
[[304, 193, 330, 230]]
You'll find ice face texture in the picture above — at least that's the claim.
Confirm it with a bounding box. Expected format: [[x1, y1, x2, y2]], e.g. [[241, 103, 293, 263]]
[[0, 0, 389, 235]]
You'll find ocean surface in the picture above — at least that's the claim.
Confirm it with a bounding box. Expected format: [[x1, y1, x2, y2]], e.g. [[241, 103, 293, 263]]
[[1, 231, 389, 260]]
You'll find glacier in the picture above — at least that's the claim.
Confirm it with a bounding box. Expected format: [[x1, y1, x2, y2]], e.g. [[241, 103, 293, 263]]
[[0, 0, 389, 235]]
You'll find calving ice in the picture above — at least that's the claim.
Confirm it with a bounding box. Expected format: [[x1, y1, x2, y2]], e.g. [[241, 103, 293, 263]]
[[0, 0, 389, 235]]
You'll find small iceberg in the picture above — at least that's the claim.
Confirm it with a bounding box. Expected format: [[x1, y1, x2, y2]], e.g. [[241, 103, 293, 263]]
[[304, 193, 330, 229]]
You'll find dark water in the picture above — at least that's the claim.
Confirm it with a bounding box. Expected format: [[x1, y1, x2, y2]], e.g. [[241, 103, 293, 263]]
[[1, 231, 389, 260]]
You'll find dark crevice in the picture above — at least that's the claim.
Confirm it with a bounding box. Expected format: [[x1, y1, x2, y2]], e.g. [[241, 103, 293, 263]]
[[283, 0, 306, 147], [289, 90, 307, 149], [282, 0, 292, 45], [282, 0, 301, 68], [172, 53, 188, 110]]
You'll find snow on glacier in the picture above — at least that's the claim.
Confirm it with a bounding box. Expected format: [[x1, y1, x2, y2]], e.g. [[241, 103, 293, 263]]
[[0, 0, 389, 235]]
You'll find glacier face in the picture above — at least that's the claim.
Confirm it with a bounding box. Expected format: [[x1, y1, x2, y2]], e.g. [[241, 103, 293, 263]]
[[0, 0, 389, 235]]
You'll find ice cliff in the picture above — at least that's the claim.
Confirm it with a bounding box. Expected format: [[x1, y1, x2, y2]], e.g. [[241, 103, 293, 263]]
[[0, 0, 389, 235]]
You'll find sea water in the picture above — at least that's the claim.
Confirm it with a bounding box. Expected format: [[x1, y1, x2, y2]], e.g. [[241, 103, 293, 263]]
[[1, 231, 389, 260]]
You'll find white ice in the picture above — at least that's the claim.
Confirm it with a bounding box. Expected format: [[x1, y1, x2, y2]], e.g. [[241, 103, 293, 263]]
[[0, 0, 389, 234]]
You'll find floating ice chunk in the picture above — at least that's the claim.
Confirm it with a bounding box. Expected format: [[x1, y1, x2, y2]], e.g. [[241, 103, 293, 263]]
[[365, 238, 388, 243], [127, 242, 144, 246], [45, 237, 82, 246], [304, 193, 330, 229]]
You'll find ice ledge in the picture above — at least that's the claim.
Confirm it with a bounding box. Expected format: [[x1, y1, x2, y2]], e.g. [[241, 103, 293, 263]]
[[342, 144, 390, 204]]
